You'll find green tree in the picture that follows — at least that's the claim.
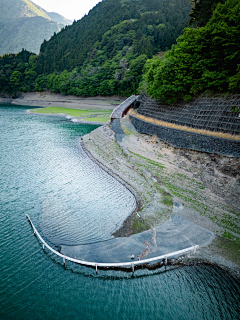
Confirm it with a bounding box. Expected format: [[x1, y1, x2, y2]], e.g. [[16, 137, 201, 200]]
[[142, 0, 240, 102], [189, 0, 226, 27], [10, 70, 23, 92]]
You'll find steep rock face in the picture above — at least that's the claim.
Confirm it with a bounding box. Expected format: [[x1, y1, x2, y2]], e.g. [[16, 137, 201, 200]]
[[0, 0, 71, 55]]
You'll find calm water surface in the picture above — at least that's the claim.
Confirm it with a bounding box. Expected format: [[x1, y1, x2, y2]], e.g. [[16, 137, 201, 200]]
[[0, 105, 239, 320]]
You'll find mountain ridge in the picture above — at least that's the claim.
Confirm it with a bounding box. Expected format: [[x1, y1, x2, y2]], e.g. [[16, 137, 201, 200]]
[[0, 0, 192, 97], [0, 0, 72, 55]]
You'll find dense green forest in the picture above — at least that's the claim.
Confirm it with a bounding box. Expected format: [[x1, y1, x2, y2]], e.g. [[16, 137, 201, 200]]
[[2, 0, 238, 101], [0, 0, 71, 56], [37, 0, 191, 74], [0, 50, 36, 93], [0, 0, 191, 97], [142, 0, 240, 102], [188, 0, 226, 27]]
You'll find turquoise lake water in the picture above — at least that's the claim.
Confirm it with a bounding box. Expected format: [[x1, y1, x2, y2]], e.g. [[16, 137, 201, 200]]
[[0, 105, 239, 320]]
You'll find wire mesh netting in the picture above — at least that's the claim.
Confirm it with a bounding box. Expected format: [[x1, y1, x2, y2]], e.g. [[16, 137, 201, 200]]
[[137, 94, 240, 136]]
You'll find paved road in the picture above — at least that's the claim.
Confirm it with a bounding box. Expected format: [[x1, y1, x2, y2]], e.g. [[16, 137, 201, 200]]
[[111, 119, 126, 143]]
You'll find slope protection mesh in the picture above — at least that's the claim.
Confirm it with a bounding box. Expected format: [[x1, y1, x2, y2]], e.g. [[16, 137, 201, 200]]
[[137, 94, 240, 136]]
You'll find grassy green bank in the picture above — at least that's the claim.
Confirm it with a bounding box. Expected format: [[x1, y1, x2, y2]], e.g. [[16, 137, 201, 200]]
[[30, 107, 114, 123]]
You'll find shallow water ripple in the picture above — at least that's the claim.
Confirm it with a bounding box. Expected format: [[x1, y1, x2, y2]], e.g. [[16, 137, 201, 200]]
[[0, 106, 136, 247], [0, 106, 239, 320]]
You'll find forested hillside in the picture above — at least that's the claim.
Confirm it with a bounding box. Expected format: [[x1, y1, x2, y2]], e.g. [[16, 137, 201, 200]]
[[37, 0, 191, 74], [1, 0, 238, 101], [0, 0, 71, 55], [142, 0, 240, 102], [0, 17, 65, 55], [0, 0, 191, 97]]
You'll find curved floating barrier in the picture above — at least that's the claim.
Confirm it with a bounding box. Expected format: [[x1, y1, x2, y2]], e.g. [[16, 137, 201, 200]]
[[26, 214, 199, 272]]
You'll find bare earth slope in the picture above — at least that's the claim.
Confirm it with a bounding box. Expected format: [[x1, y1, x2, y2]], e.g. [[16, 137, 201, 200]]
[[82, 116, 240, 275]]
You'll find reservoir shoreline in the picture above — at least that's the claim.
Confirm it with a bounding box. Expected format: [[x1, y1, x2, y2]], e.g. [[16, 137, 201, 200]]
[[1, 96, 239, 280], [80, 138, 142, 237], [81, 120, 240, 280]]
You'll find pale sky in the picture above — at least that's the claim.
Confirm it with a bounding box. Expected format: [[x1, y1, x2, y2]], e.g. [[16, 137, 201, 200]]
[[32, 0, 102, 22]]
